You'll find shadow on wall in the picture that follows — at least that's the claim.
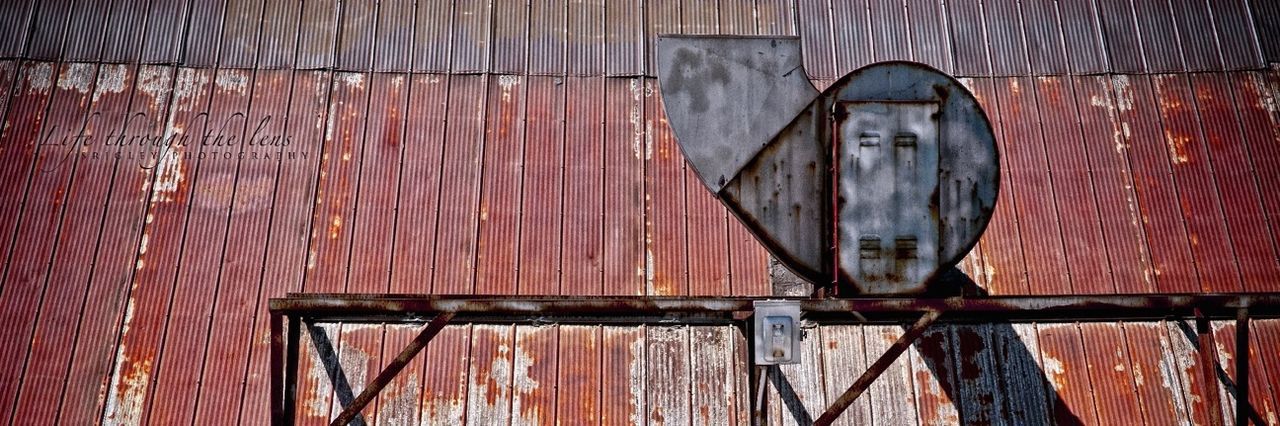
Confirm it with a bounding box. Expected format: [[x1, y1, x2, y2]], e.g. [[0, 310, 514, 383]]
[[768, 268, 1083, 425]]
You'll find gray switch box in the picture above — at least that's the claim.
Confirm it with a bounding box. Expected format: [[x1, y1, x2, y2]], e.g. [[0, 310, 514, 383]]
[[753, 300, 802, 365]]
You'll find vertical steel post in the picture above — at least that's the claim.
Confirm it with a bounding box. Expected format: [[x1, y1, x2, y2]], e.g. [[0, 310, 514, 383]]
[[269, 312, 284, 425], [1236, 308, 1250, 426], [1195, 309, 1225, 426]]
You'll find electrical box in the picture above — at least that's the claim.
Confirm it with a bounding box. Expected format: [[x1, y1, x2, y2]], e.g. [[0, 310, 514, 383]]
[[753, 300, 802, 365]]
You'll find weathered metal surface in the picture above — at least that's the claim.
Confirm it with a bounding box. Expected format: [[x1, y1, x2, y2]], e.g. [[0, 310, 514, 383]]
[[561, 76, 604, 295], [985, 0, 1031, 76], [335, 0, 376, 71], [869, 0, 911, 64], [566, 0, 603, 76], [373, 0, 414, 72], [601, 325, 646, 424], [388, 74, 448, 286], [905, 0, 953, 74], [1152, 74, 1243, 292], [796, 0, 835, 79], [475, 74, 526, 294], [1229, 72, 1280, 292], [603, 78, 646, 296], [219, 0, 263, 68], [604, 0, 643, 76], [816, 315, 939, 425], [348, 73, 409, 287], [1037, 323, 1101, 424], [946, 0, 990, 76], [516, 76, 566, 294], [491, 0, 529, 74], [818, 326, 872, 426], [296, 0, 338, 69], [647, 74, 691, 296], [1095, 0, 1145, 73], [527, 0, 566, 75], [1021, 0, 1068, 75], [1036, 76, 1112, 294], [830, 0, 873, 73], [431, 74, 487, 294], [1134, 0, 1185, 72], [656, 35, 820, 193], [1077, 322, 1144, 423], [1057, 0, 1108, 74]]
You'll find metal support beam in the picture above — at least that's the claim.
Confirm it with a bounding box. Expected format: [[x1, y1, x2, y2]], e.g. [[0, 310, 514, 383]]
[[328, 312, 455, 426], [752, 365, 769, 426], [1236, 308, 1250, 426], [1195, 309, 1225, 426], [814, 310, 942, 425]]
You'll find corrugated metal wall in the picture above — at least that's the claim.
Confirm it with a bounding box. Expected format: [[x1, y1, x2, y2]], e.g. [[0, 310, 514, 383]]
[[0, 0, 1277, 424]]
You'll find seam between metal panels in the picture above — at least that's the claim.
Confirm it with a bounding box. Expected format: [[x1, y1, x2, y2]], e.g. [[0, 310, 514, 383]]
[[1026, 77, 1079, 293], [1142, 75, 1205, 291]]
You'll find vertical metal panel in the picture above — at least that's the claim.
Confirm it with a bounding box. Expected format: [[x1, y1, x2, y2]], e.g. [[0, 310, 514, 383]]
[[2, 61, 100, 425], [1168, 0, 1221, 71], [831, 0, 873, 72], [431, 74, 487, 294], [1036, 77, 1112, 293], [797, 0, 836, 79], [983, 0, 1029, 76], [1132, 0, 1184, 72], [1072, 75, 1155, 293], [475, 75, 527, 294], [220, 0, 265, 68], [556, 326, 602, 424], [1252, 0, 1280, 62], [905, 0, 952, 73], [1251, 320, 1280, 423], [413, 0, 454, 72], [336, 0, 376, 71], [645, 77, 688, 296], [869, 0, 910, 63], [27, 0, 72, 59], [516, 76, 566, 295], [1229, 71, 1280, 291], [492, 0, 530, 74], [1210, 321, 1278, 424], [995, 324, 1053, 423], [1151, 74, 1242, 292], [63, 0, 109, 60], [1078, 323, 1144, 423], [566, 0, 603, 75], [296, 0, 338, 69], [453, 0, 493, 73], [190, 69, 293, 425], [560, 77, 603, 295], [389, 74, 447, 287], [184, 0, 227, 67], [948, 324, 1006, 424], [510, 325, 559, 425], [769, 326, 826, 425], [1113, 75, 1198, 292], [1191, 73, 1280, 288], [604, 0, 642, 76], [328, 324, 384, 422], [349, 73, 410, 288], [685, 161, 730, 296], [1020, 0, 1068, 75], [689, 327, 740, 425], [1212, 0, 1263, 69], [818, 326, 872, 426], [756, 0, 796, 35], [51, 64, 168, 425], [645, 0, 679, 79], [681, 0, 717, 34], [640, 324, 691, 422], [1036, 323, 1101, 424], [290, 323, 338, 425], [374, 325, 426, 424], [1123, 322, 1193, 425], [1056, 0, 1107, 74], [964, 77, 1029, 294], [146, 67, 255, 426], [728, 220, 770, 296], [373, 0, 414, 71], [420, 325, 473, 425], [1095, 0, 1144, 72], [304, 71, 370, 289], [141, 0, 191, 63], [602, 326, 646, 425], [602, 78, 644, 295], [258, 0, 301, 68], [998, 77, 1069, 294], [100, 0, 150, 61], [99, 67, 214, 426], [946, 0, 989, 76], [864, 326, 921, 425], [908, 326, 961, 425], [466, 325, 516, 424], [527, 0, 566, 75], [0, 0, 36, 57], [718, 0, 757, 35]]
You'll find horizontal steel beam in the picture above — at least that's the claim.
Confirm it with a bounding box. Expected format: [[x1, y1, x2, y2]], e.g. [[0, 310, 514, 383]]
[[269, 293, 1280, 324]]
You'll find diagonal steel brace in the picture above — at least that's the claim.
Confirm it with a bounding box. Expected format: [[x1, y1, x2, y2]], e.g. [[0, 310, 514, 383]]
[[814, 310, 942, 425], [329, 312, 456, 426]]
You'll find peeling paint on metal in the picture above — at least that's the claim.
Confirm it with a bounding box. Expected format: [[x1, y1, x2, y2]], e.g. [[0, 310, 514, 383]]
[[215, 70, 250, 94], [94, 64, 129, 102], [1111, 75, 1134, 111], [57, 63, 95, 94], [102, 352, 152, 426], [338, 72, 366, 89], [26, 62, 53, 92]]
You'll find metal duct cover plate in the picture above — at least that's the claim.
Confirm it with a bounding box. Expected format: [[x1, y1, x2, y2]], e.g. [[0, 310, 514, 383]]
[[657, 35, 998, 295]]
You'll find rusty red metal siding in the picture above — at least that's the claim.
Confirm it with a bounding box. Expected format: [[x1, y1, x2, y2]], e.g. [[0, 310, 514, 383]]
[[0, 1, 1277, 425]]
